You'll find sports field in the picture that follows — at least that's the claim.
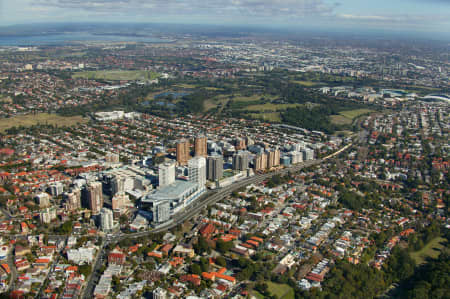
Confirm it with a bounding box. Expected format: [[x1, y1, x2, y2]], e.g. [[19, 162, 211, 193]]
[[73, 70, 159, 81], [246, 103, 301, 111], [0, 113, 87, 132]]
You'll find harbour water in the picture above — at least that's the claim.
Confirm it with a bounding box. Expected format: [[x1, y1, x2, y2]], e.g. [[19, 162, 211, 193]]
[[0, 32, 172, 46]]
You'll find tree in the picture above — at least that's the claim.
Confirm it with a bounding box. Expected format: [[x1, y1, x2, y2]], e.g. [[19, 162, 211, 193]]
[[119, 214, 128, 225], [194, 236, 210, 254], [200, 257, 209, 272], [215, 256, 227, 267], [79, 264, 92, 277], [384, 246, 415, 282], [58, 220, 73, 234], [216, 239, 233, 254], [190, 263, 202, 275], [112, 275, 122, 292]]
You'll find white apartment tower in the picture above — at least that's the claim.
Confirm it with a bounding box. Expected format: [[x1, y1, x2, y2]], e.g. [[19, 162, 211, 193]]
[[158, 161, 175, 188], [188, 156, 206, 189], [100, 208, 114, 232]]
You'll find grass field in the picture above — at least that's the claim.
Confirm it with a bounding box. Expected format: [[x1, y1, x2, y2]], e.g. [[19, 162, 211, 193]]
[[203, 99, 222, 111], [291, 80, 321, 87], [232, 94, 276, 102], [174, 84, 197, 89], [203, 95, 231, 112], [267, 282, 295, 299], [331, 108, 374, 125], [331, 115, 353, 125], [73, 70, 159, 81], [411, 237, 447, 265], [246, 103, 301, 111], [249, 112, 281, 122], [204, 87, 224, 91], [0, 113, 87, 132], [334, 130, 354, 137], [339, 109, 373, 119]]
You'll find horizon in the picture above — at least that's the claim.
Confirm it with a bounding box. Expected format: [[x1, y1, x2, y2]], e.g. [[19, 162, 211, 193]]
[[0, 0, 449, 40], [0, 21, 449, 43]]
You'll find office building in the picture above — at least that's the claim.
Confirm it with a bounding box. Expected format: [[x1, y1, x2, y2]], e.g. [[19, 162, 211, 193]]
[[158, 161, 175, 188], [194, 135, 207, 157], [289, 151, 303, 164], [232, 151, 249, 171], [100, 208, 114, 232], [153, 201, 171, 223], [111, 175, 124, 195], [188, 156, 206, 188], [87, 181, 103, 215], [104, 167, 152, 194], [303, 148, 314, 161], [176, 139, 190, 166], [112, 192, 131, 211], [206, 155, 223, 181], [293, 142, 306, 152], [142, 180, 201, 214]]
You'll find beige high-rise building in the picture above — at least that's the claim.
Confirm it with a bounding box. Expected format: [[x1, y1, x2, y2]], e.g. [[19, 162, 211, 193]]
[[194, 135, 207, 157], [105, 152, 120, 163], [176, 139, 190, 166], [112, 192, 130, 211], [245, 136, 254, 147], [267, 149, 280, 169], [87, 182, 103, 215], [234, 137, 246, 150], [254, 153, 268, 171], [267, 149, 280, 168], [64, 188, 81, 211]]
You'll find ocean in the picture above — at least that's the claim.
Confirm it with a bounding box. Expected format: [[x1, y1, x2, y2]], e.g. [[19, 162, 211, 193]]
[[0, 32, 172, 46]]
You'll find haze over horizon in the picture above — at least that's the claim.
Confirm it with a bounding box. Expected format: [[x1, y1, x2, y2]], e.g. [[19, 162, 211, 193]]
[[0, 0, 449, 39]]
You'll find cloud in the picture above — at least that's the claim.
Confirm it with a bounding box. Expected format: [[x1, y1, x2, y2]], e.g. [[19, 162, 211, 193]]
[[34, 0, 339, 18], [338, 13, 448, 24], [335, 13, 450, 31], [411, 0, 449, 3]]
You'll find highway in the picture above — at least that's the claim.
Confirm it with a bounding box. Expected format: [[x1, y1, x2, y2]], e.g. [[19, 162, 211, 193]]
[[81, 144, 352, 298]]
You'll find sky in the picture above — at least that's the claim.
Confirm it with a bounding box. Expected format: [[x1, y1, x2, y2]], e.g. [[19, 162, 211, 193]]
[[0, 0, 449, 37]]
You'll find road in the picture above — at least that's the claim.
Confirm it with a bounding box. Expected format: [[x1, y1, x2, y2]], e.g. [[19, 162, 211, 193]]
[[82, 144, 352, 298], [6, 245, 17, 293], [81, 241, 107, 299], [35, 236, 68, 299], [0, 208, 12, 220]]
